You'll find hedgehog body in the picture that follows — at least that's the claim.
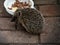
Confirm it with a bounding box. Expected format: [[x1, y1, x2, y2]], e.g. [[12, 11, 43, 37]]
[[11, 8, 44, 34]]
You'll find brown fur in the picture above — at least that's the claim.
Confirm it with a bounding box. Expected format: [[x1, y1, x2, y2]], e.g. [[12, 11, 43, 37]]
[[11, 8, 44, 34]]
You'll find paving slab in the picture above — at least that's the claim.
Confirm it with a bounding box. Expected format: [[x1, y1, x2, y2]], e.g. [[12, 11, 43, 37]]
[[41, 17, 60, 43], [0, 18, 15, 30], [40, 5, 60, 16], [0, 31, 38, 43], [33, 0, 57, 5]]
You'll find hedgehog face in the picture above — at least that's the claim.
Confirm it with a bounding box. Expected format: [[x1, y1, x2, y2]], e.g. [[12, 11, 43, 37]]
[[11, 9, 22, 22]]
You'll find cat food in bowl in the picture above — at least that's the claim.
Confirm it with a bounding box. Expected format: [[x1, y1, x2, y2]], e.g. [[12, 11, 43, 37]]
[[4, 0, 34, 15]]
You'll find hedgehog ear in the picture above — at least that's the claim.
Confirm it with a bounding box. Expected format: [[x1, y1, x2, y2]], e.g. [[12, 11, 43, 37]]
[[11, 16, 17, 22], [18, 11, 22, 16]]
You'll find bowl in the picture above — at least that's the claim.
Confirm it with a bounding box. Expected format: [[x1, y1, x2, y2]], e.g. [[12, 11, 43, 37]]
[[4, 0, 35, 15]]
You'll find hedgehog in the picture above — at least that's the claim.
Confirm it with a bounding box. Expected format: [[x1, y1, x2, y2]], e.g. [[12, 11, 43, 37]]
[[11, 8, 45, 34]]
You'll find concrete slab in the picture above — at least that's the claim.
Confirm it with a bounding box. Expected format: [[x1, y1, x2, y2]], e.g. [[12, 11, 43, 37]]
[[0, 31, 38, 43], [41, 17, 60, 43]]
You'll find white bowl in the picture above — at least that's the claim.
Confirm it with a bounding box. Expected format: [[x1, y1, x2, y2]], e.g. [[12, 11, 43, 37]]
[[4, 0, 35, 15]]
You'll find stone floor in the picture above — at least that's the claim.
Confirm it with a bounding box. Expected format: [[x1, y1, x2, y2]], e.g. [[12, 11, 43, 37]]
[[0, 0, 60, 45]]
